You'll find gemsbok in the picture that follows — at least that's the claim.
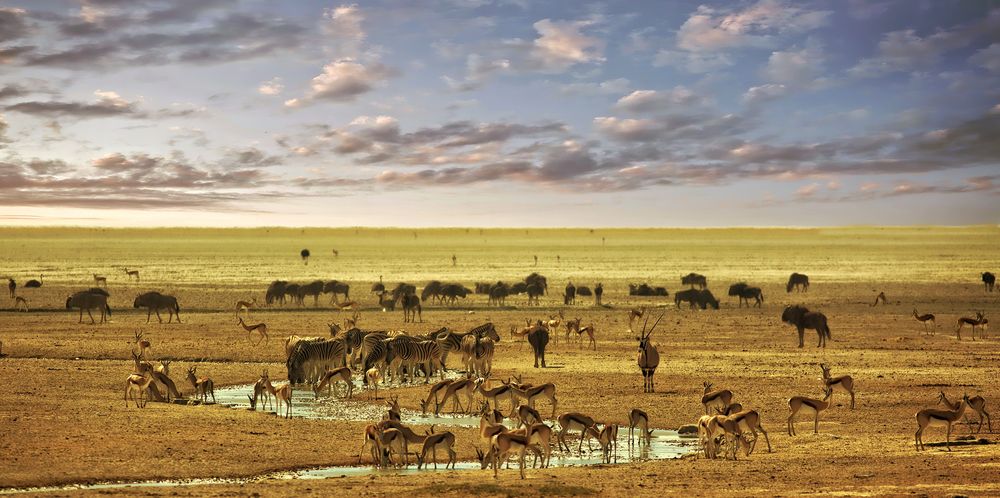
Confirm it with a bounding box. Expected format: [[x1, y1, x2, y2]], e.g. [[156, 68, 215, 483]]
[[913, 309, 936, 335], [938, 391, 991, 433], [702, 382, 734, 415], [636, 312, 664, 393], [238, 317, 269, 345], [787, 389, 831, 435], [820, 363, 856, 409], [916, 394, 969, 451]]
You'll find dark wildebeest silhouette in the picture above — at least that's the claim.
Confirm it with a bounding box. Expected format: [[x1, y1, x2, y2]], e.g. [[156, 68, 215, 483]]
[[675, 288, 719, 309], [299, 280, 325, 307], [474, 282, 491, 294], [509, 282, 528, 295], [488, 282, 509, 306], [527, 282, 545, 306], [324, 280, 350, 304], [984, 272, 996, 292], [629, 283, 668, 297], [66, 289, 111, 324], [401, 294, 422, 322], [786, 273, 810, 293], [594, 283, 603, 305], [24, 275, 42, 288], [528, 323, 549, 368], [440, 284, 470, 305], [728, 283, 763, 308], [266, 280, 287, 305], [284, 283, 300, 305], [85, 287, 110, 297], [525, 272, 548, 294], [564, 282, 576, 305], [422, 280, 444, 303], [681, 273, 707, 289], [781, 305, 830, 348], [133, 291, 181, 323], [391, 283, 416, 301], [576, 286, 592, 296], [371, 276, 385, 296]]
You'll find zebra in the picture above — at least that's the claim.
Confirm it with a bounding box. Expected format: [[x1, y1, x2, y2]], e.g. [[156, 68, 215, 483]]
[[460, 324, 500, 377], [361, 332, 390, 385], [435, 322, 497, 369], [473, 337, 496, 379], [344, 328, 386, 369], [382, 335, 419, 383], [386, 339, 444, 384], [286, 338, 346, 385]]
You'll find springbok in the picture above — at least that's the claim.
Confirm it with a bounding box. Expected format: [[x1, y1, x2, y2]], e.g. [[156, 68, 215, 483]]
[[913, 309, 936, 335], [420, 379, 453, 415], [186, 366, 216, 404], [627, 308, 644, 332], [956, 312, 988, 341], [125, 371, 155, 408], [416, 429, 457, 470], [589, 423, 618, 463], [438, 378, 474, 414], [702, 382, 734, 415], [871, 291, 887, 306], [787, 388, 831, 435], [366, 367, 383, 400], [265, 375, 292, 419], [628, 408, 652, 446], [939, 391, 991, 433], [314, 366, 353, 399], [237, 317, 269, 345], [636, 312, 664, 393], [916, 394, 969, 451], [14, 295, 28, 312], [133, 330, 151, 358], [820, 363, 856, 409], [556, 412, 598, 454], [235, 298, 256, 318], [505, 379, 558, 418], [93, 274, 107, 287]]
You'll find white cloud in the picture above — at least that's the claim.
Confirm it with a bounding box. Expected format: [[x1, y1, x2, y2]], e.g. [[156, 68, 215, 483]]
[[443, 54, 511, 91], [615, 87, 705, 112], [677, 0, 831, 52], [593, 116, 662, 142], [762, 44, 824, 86], [287, 59, 395, 106], [970, 43, 1000, 73], [530, 18, 605, 72], [257, 77, 283, 96], [93, 90, 134, 108], [742, 83, 788, 105], [324, 4, 365, 56]]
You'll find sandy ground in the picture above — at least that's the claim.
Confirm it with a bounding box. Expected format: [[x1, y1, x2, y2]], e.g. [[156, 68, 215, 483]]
[[2, 281, 999, 497]]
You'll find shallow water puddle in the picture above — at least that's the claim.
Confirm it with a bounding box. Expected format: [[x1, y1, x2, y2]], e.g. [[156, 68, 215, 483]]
[[0, 383, 695, 495]]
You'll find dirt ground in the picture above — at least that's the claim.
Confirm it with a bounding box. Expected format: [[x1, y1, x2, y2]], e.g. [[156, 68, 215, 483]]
[[1, 227, 999, 496]]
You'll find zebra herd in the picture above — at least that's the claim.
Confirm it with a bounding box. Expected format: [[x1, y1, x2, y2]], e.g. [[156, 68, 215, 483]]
[[284, 322, 503, 388]]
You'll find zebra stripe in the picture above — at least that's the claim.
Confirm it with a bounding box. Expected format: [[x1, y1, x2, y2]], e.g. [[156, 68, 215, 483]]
[[473, 337, 495, 378], [361, 333, 389, 384], [387, 339, 443, 383], [286, 338, 346, 385]]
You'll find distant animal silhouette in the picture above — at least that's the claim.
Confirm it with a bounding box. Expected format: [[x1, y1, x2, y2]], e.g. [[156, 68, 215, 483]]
[[913, 309, 936, 335], [786, 273, 809, 293], [984, 272, 996, 292], [781, 305, 830, 348], [728, 282, 763, 308], [24, 275, 43, 288], [681, 273, 707, 289]]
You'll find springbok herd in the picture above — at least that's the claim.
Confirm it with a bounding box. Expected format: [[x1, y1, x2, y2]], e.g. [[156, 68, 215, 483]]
[[88, 268, 1000, 479]]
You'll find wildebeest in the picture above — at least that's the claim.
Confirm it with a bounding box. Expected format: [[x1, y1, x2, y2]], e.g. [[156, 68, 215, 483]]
[[509, 282, 528, 295], [391, 283, 417, 301], [133, 291, 181, 323], [728, 283, 763, 308], [324, 280, 350, 304], [440, 284, 470, 305], [525, 272, 548, 294], [675, 289, 719, 309], [564, 282, 576, 305], [474, 282, 491, 294], [265, 280, 288, 305], [488, 282, 509, 306], [526, 281, 544, 306], [629, 283, 668, 297], [422, 281, 443, 303], [786, 273, 810, 293], [681, 273, 707, 289], [984, 272, 996, 292], [299, 280, 325, 307], [284, 283, 301, 305], [527, 323, 549, 368], [402, 294, 422, 322], [576, 286, 592, 296], [781, 305, 831, 348], [66, 290, 112, 324]]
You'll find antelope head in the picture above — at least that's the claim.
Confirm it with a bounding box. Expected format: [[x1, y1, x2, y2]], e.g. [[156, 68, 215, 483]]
[[703, 381, 713, 392], [636, 311, 664, 351]]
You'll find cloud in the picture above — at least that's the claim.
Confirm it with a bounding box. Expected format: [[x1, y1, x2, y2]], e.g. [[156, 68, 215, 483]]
[[0, 84, 32, 101], [528, 18, 605, 72], [3, 89, 199, 120], [742, 83, 788, 105], [0, 7, 29, 42], [593, 116, 663, 142], [324, 4, 365, 56], [443, 54, 511, 91], [652, 50, 732, 73], [287, 58, 396, 105], [558, 78, 630, 96], [677, 0, 831, 52], [614, 87, 706, 113], [970, 43, 1000, 73], [257, 77, 284, 95], [761, 43, 825, 86]]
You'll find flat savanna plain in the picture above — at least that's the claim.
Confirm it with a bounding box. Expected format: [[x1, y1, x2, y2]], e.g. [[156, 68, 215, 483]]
[[0, 226, 998, 497]]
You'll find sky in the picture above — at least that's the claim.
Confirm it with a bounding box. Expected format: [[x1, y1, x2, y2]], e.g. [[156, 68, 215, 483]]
[[0, 0, 998, 227]]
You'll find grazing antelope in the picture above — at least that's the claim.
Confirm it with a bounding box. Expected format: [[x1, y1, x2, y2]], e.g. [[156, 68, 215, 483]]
[[514, 422, 553, 469], [123, 267, 140, 281], [125, 371, 155, 408], [956, 312, 988, 341], [235, 298, 256, 318], [93, 274, 107, 287], [717, 406, 771, 455], [14, 295, 28, 312], [505, 380, 558, 418], [264, 376, 292, 419], [186, 366, 216, 404], [314, 366, 353, 399], [366, 367, 383, 400], [252, 370, 271, 411], [939, 391, 991, 433], [698, 415, 722, 458], [438, 378, 474, 414], [359, 424, 383, 467], [627, 308, 644, 331], [133, 330, 151, 359], [914, 309, 936, 335], [237, 317, 269, 345], [787, 389, 831, 435], [916, 394, 970, 451], [636, 312, 664, 393], [628, 408, 652, 446], [573, 322, 596, 350], [420, 379, 453, 415], [416, 429, 457, 470], [475, 377, 514, 415], [820, 363, 856, 409], [557, 412, 598, 454], [871, 291, 887, 306], [376, 427, 409, 468], [704, 415, 751, 460], [702, 382, 734, 415], [514, 404, 543, 428], [490, 432, 530, 479], [590, 423, 618, 463]]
